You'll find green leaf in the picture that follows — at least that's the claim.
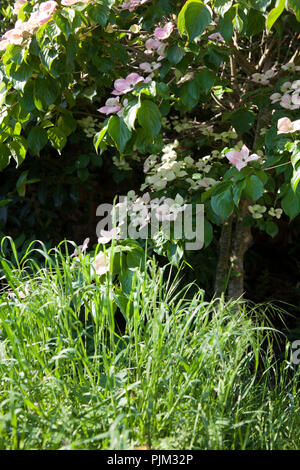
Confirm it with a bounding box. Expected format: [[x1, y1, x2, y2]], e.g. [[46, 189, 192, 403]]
[[47, 127, 67, 152], [39, 45, 59, 71], [57, 111, 77, 136], [34, 77, 59, 111], [231, 108, 256, 134], [166, 44, 185, 64], [0, 199, 12, 208], [291, 143, 300, 192], [127, 248, 144, 269], [266, 0, 285, 30], [94, 123, 109, 153], [180, 79, 200, 110], [196, 69, 215, 94], [281, 187, 300, 219], [123, 99, 140, 130], [211, 185, 234, 219], [214, 0, 233, 16], [219, 8, 234, 41], [19, 81, 35, 113], [53, 12, 72, 38], [265, 220, 278, 238], [137, 101, 161, 138], [10, 62, 34, 92], [108, 116, 131, 153], [178, 0, 212, 41], [168, 243, 184, 267], [291, 169, 300, 193], [2, 45, 24, 65], [233, 179, 246, 206], [289, 0, 300, 21], [16, 170, 28, 189], [7, 137, 27, 167], [0, 144, 11, 171], [204, 218, 213, 247], [135, 128, 154, 153], [87, 3, 109, 26], [250, 0, 272, 12], [244, 175, 264, 202], [233, 12, 243, 32], [27, 126, 48, 154], [246, 8, 265, 36]]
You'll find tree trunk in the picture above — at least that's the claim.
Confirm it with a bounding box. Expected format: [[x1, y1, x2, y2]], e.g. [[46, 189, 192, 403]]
[[214, 214, 234, 296], [227, 199, 252, 300], [214, 200, 252, 300]]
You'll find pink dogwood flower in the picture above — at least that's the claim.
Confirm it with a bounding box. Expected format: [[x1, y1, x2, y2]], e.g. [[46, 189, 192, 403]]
[[61, 0, 89, 5], [98, 227, 120, 244], [30, 1, 57, 27], [98, 97, 123, 115], [270, 92, 281, 104], [139, 62, 161, 73], [277, 117, 300, 134], [0, 39, 9, 50], [251, 69, 276, 85], [208, 32, 224, 42], [94, 251, 111, 275], [71, 237, 90, 258], [2, 27, 24, 45], [280, 94, 299, 110], [145, 38, 163, 52], [154, 22, 174, 40], [291, 91, 300, 107], [111, 73, 144, 95], [13, 0, 27, 16], [225, 145, 260, 171], [121, 0, 148, 11]]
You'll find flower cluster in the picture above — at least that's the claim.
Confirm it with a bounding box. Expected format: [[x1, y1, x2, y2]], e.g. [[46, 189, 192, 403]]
[[248, 205, 282, 221], [98, 73, 145, 116], [142, 141, 187, 191], [112, 156, 132, 171], [141, 141, 218, 193], [97, 191, 186, 244], [248, 204, 266, 219], [0, 1, 58, 50], [270, 80, 300, 110], [78, 116, 99, 138], [143, 21, 174, 62], [268, 207, 282, 219]]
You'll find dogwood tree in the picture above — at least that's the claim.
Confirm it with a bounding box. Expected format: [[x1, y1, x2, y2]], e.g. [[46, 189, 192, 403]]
[[0, 0, 299, 298]]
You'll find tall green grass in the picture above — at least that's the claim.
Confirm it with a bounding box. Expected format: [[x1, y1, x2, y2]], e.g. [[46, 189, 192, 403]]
[[0, 239, 299, 449]]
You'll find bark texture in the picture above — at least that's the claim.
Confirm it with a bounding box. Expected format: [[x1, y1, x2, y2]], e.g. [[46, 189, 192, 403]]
[[227, 199, 252, 300], [214, 214, 233, 297]]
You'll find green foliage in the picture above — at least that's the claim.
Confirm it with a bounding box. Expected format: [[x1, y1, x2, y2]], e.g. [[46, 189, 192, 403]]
[[0, 0, 299, 280]]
